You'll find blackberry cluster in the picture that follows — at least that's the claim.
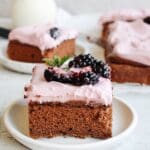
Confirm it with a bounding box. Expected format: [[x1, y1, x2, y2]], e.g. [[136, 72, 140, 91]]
[[44, 68, 70, 83], [49, 27, 60, 39], [71, 71, 99, 85], [44, 54, 111, 85], [92, 61, 111, 78], [44, 67, 99, 86], [69, 54, 95, 68], [68, 54, 111, 79]]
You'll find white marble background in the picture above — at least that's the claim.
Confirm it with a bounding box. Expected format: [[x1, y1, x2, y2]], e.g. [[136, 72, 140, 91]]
[[0, 0, 150, 17]]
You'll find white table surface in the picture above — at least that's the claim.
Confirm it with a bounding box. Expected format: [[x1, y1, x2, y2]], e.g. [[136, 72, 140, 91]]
[[0, 14, 150, 150]]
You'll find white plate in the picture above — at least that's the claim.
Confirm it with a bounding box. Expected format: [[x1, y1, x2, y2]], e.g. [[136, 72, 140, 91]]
[[0, 39, 104, 74], [4, 97, 137, 150], [0, 41, 39, 74]]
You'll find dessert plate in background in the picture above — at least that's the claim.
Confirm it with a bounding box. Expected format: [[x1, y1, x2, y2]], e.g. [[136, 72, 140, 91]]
[[0, 40, 86, 74], [0, 38, 104, 74], [4, 97, 137, 150], [0, 12, 104, 74], [0, 41, 38, 74]]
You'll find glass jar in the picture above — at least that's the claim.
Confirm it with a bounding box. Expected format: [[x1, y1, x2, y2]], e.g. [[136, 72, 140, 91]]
[[12, 0, 57, 28]]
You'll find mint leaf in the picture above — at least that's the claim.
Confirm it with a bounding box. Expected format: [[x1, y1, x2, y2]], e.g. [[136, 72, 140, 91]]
[[43, 55, 70, 67], [61, 56, 70, 65], [42, 58, 54, 66]]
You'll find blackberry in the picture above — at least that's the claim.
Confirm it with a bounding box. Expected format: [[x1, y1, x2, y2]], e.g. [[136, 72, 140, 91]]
[[70, 72, 81, 85], [82, 71, 99, 85], [143, 16, 150, 24], [44, 69, 69, 83], [68, 54, 111, 79], [71, 71, 99, 85], [102, 64, 111, 78], [44, 67, 99, 85], [92, 61, 111, 78], [59, 74, 71, 83], [44, 69, 55, 82], [49, 27, 60, 39], [68, 54, 95, 68]]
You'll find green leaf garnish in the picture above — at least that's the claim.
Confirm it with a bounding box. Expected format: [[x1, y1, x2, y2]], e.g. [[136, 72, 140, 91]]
[[43, 55, 70, 67]]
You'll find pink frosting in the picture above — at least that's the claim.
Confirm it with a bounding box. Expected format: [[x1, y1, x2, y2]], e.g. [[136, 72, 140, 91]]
[[24, 64, 112, 106], [107, 20, 150, 66], [100, 9, 150, 24], [99, 9, 150, 66], [9, 23, 78, 52]]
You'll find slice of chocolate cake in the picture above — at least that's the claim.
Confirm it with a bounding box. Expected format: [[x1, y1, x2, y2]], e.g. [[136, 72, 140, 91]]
[[24, 54, 112, 139], [100, 9, 150, 84], [7, 24, 78, 63]]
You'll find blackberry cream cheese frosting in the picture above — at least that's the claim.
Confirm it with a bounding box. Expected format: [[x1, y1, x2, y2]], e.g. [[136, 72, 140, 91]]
[[100, 9, 150, 24], [100, 9, 150, 66], [24, 54, 112, 105]]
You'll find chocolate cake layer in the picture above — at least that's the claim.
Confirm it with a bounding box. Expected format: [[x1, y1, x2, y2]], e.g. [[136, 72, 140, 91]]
[[28, 101, 112, 139], [7, 39, 75, 63], [110, 63, 150, 84]]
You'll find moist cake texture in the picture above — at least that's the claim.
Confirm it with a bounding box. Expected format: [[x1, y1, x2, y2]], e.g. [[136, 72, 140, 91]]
[[100, 9, 150, 84], [24, 54, 112, 139], [28, 101, 112, 139], [7, 24, 77, 62]]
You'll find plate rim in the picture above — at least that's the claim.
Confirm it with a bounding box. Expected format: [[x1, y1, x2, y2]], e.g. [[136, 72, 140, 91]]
[[3, 97, 138, 149]]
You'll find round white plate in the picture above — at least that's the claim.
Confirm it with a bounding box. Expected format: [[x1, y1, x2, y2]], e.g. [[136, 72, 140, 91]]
[[4, 97, 137, 150], [0, 39, 104, 74]]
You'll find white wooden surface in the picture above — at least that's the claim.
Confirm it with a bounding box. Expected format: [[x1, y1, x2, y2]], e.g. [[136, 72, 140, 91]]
[[0, 0, 150, 17], [0, 2, 150, 149]]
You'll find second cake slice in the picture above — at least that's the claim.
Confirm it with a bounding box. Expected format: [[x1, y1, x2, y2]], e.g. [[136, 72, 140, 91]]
[[100, 9, 150, 84], [7, 24, 78, 63]]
